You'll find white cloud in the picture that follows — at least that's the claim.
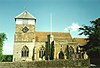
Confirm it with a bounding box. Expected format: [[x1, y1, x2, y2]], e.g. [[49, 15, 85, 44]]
[[64, 23, 81, 32], [64, 27, 67, 31]]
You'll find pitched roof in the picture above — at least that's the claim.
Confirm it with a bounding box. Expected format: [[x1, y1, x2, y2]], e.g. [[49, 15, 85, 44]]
[[35, 32, 73, 42], [74, 38, 88, 46], [15, 11, 36, 20]]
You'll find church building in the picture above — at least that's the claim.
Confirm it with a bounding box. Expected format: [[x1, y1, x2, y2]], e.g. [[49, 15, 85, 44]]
[[13, 11, 87, 61]]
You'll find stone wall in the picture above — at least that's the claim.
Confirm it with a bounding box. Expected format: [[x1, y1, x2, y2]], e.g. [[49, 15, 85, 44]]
[[0, 59, 90, 68]]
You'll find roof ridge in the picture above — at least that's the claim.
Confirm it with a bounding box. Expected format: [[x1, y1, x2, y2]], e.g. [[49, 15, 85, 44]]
[[36, 31, 70, 33], [15, 11, 36, 19]]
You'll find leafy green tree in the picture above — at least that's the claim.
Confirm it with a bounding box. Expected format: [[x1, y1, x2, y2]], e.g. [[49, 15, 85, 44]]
[[2, 55, 13, 62], [65, 45, 69, 59], [45, 35, 54, 60], [50, 41, 54, 60], [0, 33, 7, 61], [45, 42, 49, 60], [79, 18, 100, 56]]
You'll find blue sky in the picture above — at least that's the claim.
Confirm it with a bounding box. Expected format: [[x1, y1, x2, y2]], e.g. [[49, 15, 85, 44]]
[[0, 0, 100, 54]]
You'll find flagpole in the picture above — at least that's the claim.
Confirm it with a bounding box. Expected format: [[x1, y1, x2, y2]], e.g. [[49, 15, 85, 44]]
[[50, 13, 52, 35]]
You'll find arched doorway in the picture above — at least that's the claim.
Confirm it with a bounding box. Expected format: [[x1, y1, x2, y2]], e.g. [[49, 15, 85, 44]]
[[21, 46, 29, 57], [59, 51, 64, 59]]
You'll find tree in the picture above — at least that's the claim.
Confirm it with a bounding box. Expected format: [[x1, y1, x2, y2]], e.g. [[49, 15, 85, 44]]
[[45, 35, 54, 60], [50, 41, 54, 60], [2, 55, 13, 62], [65, 45, 69, 59], [0, 33, 7, 61], [79, 18, 100, 55]]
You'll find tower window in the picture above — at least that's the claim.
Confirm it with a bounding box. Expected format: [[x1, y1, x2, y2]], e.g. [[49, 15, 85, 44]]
[[22, 26, 29, 33], [21, 46, 29, 57]]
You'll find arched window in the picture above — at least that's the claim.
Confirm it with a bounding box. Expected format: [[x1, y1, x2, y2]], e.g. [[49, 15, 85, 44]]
[[69, 46, 74, 54], [39, 46, 45, 60], [21, 46, 29, 57], [59, 51, 64, 59]]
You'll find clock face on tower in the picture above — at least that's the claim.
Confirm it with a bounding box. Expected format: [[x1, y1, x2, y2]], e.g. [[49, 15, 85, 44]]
[[22, 26, 29, 33]]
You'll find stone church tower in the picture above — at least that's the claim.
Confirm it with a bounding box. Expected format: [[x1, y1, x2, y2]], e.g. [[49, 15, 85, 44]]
[[13, 11, 36, 61]]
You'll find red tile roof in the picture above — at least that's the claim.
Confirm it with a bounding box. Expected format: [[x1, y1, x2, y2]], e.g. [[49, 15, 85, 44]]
[[74, 38, 88, 46], [35, 32, 73, 42]]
